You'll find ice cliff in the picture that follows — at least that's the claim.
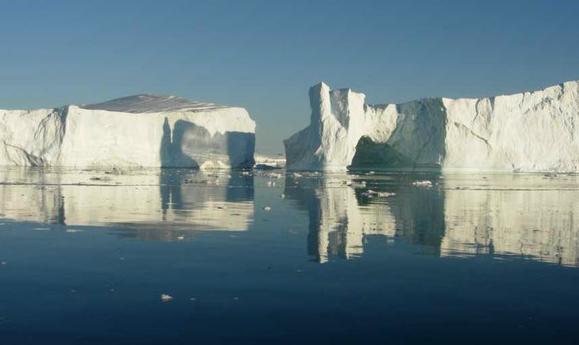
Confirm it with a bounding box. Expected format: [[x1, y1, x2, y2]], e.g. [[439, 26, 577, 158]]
[[0, 94, 255, 169], [285, 81, 579, 171]]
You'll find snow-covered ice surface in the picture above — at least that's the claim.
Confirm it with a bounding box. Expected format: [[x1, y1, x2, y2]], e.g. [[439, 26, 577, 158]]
[[82, 94, 228, 113], [0, 94, 255, 169], [285, 81, 579, 172]]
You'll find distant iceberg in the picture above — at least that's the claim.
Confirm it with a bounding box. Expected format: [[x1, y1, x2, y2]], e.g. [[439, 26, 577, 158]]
[[0, 94, 255, 169], [285, 81, 579, 172]]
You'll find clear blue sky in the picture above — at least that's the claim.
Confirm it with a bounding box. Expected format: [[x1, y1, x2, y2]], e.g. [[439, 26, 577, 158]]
[[1, 0, 578, 153]]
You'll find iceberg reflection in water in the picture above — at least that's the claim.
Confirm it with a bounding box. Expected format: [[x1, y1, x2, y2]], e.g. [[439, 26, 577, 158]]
[[0, 167, 254, 240], [1, 168, 579, 344], [0, 167, 578, 266], [284, 172, 579, 267]]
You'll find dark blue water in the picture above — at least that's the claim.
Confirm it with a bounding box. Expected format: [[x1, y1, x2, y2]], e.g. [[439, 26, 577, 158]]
[[0, 168, 578, 344]]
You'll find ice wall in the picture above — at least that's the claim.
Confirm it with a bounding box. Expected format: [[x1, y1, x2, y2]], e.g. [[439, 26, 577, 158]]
[[0, 95, 256, 169], [285, 81, 579, 172]]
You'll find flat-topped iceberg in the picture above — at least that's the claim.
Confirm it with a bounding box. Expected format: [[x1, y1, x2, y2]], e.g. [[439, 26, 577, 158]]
[[0, 94, 255, 169], [285, 81, 579, 172]]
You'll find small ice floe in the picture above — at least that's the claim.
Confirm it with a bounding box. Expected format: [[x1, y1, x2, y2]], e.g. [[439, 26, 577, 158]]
[[1, 261, 7, 266], [161, 294, 174, 302], [412, 180, 433, 188], [267, 172, 282, 179], [33, 227, 51, 231], [190, 297, 197, 301], [263, 206, 272, 212], [66, 229, 83, 233], [361, 189, 376, 198], [361, 190, 395, 198], [176, 235, 185, 241], [346, 180, 366, 188], [280, 193, 286, 199], [292, 172, 303, 178], [266, 180, 276, 187]]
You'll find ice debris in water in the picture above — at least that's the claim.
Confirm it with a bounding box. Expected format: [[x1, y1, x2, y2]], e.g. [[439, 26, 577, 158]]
[[361, 190, 395, 198], [412, 180, 433, 188], [263, 206, 272, 211], [346, 180, 366, 188], [161, 294, 174, 302]]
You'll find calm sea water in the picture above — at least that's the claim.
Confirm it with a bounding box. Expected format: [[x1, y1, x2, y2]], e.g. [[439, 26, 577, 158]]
[[0, 167, 578, 344]]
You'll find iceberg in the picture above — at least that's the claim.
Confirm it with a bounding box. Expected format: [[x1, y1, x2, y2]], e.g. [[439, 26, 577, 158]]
[[285, 81, 579, 172], [0, 94, 256, 169]]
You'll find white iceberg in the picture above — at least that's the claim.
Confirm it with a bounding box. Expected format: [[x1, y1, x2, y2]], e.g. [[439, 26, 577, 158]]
[[0, 94, 256, 169], [285, 81, 579, 172]]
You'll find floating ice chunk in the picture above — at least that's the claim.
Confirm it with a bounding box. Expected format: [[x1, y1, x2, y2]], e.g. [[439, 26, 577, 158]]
[[347, 181, 366, 188], [361, 189, 395, 198], [161, 294, 174, 302], [412, 180, 433, 188]]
